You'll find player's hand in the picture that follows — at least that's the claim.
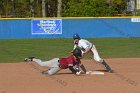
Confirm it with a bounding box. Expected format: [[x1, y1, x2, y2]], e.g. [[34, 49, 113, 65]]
[[76, 71, 82, 75]]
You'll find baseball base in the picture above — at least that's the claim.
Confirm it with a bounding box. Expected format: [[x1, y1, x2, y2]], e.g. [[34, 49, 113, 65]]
[[86, 71, 104, 75]]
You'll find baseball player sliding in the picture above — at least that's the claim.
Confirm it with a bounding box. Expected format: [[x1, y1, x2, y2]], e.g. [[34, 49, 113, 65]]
[[24, 48, 87, 75], [72, 34, 113, 73]]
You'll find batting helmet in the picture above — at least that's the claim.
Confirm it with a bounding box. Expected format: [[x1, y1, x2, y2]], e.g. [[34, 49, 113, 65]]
[[73, 48, 82, 57], [73, 34, 80, 39]]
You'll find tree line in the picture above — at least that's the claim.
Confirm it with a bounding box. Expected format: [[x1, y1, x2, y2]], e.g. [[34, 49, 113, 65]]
[[0, 0, 135, 18]]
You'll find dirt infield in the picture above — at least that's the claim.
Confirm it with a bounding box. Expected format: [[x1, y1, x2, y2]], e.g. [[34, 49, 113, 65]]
[[0, 58, 140, 93]]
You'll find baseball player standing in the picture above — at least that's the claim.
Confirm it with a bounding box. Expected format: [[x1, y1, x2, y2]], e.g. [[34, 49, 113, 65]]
[[72, 34, 113, 73], [24, 48, 87, 75]]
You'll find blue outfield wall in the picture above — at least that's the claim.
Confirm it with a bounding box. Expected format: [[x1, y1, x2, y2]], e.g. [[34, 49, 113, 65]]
[[0, 17, 140, 39], [0, 19, 31, 39]]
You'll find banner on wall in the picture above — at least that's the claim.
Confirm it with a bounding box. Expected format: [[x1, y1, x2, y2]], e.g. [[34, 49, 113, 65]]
[[31, 19, 62, 34], [131, 18, 140, 22]]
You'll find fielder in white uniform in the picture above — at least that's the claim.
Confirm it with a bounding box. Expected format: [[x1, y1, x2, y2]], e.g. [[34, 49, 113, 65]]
[[72, 34, 113, 73]]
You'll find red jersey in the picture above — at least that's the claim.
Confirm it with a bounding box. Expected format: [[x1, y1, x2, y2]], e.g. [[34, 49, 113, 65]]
[[59, 55, 80, 69]]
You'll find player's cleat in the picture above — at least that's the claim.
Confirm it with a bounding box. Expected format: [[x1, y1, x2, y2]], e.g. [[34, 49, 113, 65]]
[[102, 60, 113, 73], [24, 57, 35, 62], [41, 70, 48, 74]]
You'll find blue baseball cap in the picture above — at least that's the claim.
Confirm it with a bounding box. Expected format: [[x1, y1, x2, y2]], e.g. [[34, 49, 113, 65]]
[[73, 34, 80, 39]]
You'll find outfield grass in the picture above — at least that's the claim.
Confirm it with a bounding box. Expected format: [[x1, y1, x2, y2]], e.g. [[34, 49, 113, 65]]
[[0, 38, 140, 63]]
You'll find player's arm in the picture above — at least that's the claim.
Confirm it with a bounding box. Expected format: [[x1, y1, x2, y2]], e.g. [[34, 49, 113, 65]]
[[81, 42, 92, 56], [77, 59, 86, 73], [71, 39, 79, 53], [80, 64, 87, 73], [70, 44, 77, 53], [71, 42, 78, 53], [84, 47, 91, 54], [69, 65, 77, 74], [82, 47, 91, 57], [68, 65, 81, 75]]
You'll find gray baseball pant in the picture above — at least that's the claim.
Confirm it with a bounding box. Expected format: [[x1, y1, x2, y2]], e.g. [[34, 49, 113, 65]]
[[33, 58, 61, 75]]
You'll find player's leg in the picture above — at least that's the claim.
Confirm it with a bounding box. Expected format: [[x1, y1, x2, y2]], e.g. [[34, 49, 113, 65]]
[[90, 45, 102, 62], [33, 58, 61, 75], [33, 58, 59, 67], [101, 60, 113, 72], [24, 57, 61, 75], [42, 67, 61, 75], [91, 45, 113, 72]]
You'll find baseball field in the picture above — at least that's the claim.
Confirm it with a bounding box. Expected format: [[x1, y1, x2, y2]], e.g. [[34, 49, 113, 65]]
[[0, 38, 140, 93]]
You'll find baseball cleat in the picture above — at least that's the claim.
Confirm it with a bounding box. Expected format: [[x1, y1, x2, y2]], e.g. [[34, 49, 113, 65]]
[[41, 70, 48, 74], [102, 60, 113, 73], [108, 69, 114, 73], [24, 57, 35, 62]]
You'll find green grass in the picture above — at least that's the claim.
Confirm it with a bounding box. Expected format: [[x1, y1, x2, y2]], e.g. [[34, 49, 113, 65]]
[[0, 38, 140, 63]]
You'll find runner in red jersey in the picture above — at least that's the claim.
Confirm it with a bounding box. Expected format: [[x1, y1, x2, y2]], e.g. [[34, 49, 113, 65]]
[[24, 48, 87, 75], [59, 55, 80, 69]]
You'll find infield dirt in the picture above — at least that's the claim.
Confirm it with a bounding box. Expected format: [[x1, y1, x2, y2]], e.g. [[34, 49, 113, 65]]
[[0, 58, 140, 93]]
